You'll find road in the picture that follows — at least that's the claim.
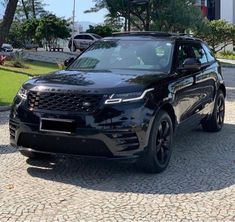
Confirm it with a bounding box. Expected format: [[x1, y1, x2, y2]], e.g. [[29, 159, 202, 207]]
[[0, 68, 234, 221]]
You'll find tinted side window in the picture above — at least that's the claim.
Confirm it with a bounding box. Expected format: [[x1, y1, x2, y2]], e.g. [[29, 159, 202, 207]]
[[74, 35, 82, 40], [84, 35, 94, 40], [202, 43, 215, 62], [191, 44, 208, 64]]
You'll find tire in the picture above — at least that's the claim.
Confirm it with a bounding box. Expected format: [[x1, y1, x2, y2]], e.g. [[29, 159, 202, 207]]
[[202, 90, 225, 132], [20, 150, 50, 159], [140, 110, 174, 173]]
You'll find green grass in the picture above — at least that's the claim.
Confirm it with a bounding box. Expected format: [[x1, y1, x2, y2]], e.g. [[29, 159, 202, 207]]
[[0, 60, 59, 106], [1, 60, 58, 76], [0, 70, 29, 106]]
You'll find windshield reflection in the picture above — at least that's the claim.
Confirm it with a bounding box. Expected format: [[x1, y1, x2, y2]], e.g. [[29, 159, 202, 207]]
[[68, 40, 173, 73]]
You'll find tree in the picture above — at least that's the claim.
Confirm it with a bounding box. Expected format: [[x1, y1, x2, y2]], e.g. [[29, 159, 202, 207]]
[[151, 0, 206, 32], [85, 0, 206, 32], [85, 0, 150, 31], [0, 0, 19, 46], [35, 14, 71, 49], [196, 20, 235, 53], [16, 0, 47, 20], [86, 24, 117, 37]]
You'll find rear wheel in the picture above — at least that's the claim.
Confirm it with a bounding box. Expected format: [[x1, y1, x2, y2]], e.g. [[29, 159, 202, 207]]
[[202, 90, 225, 132], [140, 110, 174, 173], [20, 150, 51, 159]]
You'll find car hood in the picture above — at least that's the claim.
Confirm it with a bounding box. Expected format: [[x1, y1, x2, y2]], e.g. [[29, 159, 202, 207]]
[[24, 69, 168, 94]]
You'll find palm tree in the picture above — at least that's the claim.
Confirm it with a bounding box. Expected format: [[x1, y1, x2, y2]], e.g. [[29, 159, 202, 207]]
[[0, 0, 19, 46]]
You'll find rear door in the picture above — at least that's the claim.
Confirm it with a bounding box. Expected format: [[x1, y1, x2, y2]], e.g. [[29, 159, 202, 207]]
[[191, 42, 217, 116], [81, 35, 95, 49]]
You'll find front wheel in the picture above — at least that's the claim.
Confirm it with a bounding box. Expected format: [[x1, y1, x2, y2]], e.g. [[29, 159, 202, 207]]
[[140, 110, 174, 173], [202, 90, 225, 132]]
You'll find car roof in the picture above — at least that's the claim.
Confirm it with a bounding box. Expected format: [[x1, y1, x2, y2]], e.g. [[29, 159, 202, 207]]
[[2, 43, 13, 47], [106, 31, 200, 42], [77, 33, 97, 36]]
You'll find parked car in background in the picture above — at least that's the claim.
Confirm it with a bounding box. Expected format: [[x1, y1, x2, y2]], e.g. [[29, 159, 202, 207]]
[[68, 33, 102, 52], [0, 43, 13, 52], [10, 32, 226, 173]]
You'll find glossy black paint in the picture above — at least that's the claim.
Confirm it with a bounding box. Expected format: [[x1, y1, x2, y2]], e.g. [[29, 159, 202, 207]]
[[9, 33, 226, 159]]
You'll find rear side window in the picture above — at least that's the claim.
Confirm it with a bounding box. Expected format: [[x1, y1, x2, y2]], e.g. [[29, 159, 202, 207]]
[[74, 35, 83, 40], [202, 43, 215, 62], [191, 44, 208, 64], [84, 35, 94, 40]]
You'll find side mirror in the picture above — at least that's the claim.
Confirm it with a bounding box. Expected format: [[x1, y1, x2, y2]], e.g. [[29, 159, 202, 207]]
[[64, 57, 75, 67], [178, 58, 201, 73]]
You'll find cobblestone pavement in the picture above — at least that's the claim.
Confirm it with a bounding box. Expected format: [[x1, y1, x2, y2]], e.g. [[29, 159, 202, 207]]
[[0, 68, 235, 222]]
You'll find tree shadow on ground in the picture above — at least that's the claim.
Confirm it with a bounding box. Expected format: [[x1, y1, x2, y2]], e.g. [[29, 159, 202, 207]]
[[26, 123, 235, 195]]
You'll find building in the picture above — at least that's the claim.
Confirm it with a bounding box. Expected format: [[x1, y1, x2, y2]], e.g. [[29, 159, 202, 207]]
[[196, 0, 235, 24]]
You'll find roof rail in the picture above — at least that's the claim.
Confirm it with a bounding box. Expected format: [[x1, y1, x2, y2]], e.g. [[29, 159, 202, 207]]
[[112, 31, 193, 38], [112, 31, 172, 37]]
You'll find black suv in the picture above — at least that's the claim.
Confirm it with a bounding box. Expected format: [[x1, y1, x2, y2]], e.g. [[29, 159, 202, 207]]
[[10, 32, 226, 173]]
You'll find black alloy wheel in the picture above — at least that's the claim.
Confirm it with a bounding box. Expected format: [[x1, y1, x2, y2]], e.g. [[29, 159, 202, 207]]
[[156, 120, 172, 166], [202, 90, 225, 132], [140, 110, 174, 173], [216, 95, 225, 127]]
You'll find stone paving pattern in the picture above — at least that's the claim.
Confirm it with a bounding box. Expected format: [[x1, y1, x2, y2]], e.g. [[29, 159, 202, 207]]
[[0, 68, 235, 221]]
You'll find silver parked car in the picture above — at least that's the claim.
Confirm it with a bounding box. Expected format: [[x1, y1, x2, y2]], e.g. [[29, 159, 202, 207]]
[[1, 43, 13, 52], [68, 33, 102, 52]]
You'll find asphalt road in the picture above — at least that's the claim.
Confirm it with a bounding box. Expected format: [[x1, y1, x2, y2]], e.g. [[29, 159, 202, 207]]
[[0, 68, 234, 221]]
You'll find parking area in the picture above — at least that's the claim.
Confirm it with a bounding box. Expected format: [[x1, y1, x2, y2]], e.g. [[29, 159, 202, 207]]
[[0, 68, 235, 222]]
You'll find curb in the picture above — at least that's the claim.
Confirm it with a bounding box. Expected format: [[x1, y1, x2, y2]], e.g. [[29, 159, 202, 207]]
[[0, 106, 11, 112], [221, 64, 235, 68]]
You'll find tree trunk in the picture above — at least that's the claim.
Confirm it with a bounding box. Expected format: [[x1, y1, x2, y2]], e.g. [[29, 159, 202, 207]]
[[21, 0, 29, 20], [32, 0, 36, 18], [0, 0, 19, 46]]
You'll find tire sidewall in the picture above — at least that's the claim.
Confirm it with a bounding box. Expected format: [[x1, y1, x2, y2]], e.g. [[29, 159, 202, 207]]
[[143, 110, 174, 172], [213, 90, 225, 130]]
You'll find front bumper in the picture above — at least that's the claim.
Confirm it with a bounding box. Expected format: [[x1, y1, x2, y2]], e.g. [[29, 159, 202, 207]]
[[10, 99, 155, 159]]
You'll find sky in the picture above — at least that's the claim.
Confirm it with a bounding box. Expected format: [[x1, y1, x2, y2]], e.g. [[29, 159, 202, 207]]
[[44, 0, 107, 24], [0, 0, 107, 24]]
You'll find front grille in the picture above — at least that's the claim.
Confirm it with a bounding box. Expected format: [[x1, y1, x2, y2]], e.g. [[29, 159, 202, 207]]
[[27, 91, 103, 113], [18, 133, 113, 157], [9, 120, 18, 139]]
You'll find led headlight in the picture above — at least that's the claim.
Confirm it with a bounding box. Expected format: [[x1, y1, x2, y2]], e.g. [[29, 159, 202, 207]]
[[17, 87, 28, 100], [105, 88, 154, 104]]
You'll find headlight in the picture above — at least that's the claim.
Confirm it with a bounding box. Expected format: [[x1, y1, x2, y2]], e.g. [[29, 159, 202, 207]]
[[105, 88, 154, 104], [17, 87, 28, 100]]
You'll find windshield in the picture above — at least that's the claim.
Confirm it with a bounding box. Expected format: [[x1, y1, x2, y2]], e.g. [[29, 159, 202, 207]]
[[68, 39, 174, 73]]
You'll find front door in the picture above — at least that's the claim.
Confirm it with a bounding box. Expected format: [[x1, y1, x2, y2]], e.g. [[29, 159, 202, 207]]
[[171, 41, 213, 129]]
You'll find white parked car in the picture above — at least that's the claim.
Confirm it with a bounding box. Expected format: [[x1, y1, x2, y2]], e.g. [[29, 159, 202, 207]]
[[1, 43, 13, 52], [68, 33, 102, 52]]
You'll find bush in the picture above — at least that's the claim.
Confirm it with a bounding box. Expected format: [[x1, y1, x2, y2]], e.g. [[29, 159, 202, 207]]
[[8, 51, 28, 68], [217, 51, 235, 60]]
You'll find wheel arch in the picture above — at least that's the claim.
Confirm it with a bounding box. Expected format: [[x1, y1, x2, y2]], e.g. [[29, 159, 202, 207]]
[[159, 103, 176, 130]]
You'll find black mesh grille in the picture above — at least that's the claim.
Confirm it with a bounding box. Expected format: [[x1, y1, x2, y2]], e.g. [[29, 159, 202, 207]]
[[9, 120, 18, 139], [27, 91, 103, 113]]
